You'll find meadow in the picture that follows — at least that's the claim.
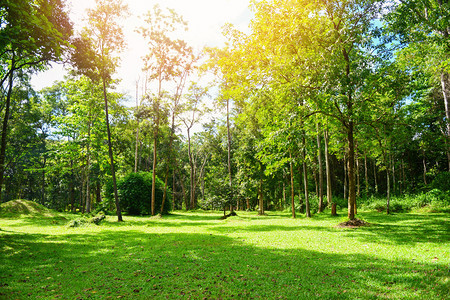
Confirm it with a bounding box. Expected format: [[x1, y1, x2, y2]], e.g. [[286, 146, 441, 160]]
[[0, 206, 449, 299]]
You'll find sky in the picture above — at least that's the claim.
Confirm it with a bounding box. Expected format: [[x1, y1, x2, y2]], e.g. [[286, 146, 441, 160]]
[[31, 0, 253, 100]]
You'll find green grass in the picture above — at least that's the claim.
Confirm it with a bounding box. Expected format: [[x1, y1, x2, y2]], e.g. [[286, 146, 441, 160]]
[[0, 209, 449, 299]]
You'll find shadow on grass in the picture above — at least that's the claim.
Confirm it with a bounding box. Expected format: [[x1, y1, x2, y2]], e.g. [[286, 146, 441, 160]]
[[0, 228, 448, 299], [348, 212, 450, 246]]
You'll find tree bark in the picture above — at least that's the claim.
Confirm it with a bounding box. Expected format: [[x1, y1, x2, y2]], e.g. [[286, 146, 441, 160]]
[[134, 80, 140, 173], [289, 151, 296, 218], [324, 128, 332, 207], [343, 153, 348, 201], [102, 79, 123, 222], [151, 97, 160, 215], [258, 162, 264, 215], [347, 121, 356, 220], [302, 136, 311, 218], [364, 153, 369, 199], [316, 122, 324, 212], [372, 162, 378, 194], [0, 66, 14, 203], [226, 98, 233, 213]]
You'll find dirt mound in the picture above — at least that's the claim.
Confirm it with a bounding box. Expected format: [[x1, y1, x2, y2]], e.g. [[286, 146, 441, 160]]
[[0, 199, 54, 217], [337, 218, 370, 228]]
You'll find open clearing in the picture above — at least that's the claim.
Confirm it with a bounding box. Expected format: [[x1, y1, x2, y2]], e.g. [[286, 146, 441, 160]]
[[0, 210, 449, 299]]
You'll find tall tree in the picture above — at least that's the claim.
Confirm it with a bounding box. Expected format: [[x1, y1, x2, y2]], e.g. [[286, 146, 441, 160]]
[[71, 0, 128, 221], [138, 4, 189, 215], [386, 0, 450, 170], [0, 0, 72, 202]]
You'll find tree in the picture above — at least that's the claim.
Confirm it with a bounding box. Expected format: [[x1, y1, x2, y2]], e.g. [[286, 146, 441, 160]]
[[0, 0, 72, 202], [138, 4, 190, 215], [71, 0, 129, 221], [180, 83, 210, 209]]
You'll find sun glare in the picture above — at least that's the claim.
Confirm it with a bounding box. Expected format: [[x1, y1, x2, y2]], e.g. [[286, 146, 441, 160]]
[[64, 0, 251, 95]]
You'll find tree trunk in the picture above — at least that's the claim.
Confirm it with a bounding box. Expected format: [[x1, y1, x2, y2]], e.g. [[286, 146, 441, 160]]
[[187, 128, 195, 210], [226, 98, 233, 213], [386, 158, 391, 214], [161, 112, 176, 214], [391, 154, 396, 196], [151, 98, 160, 215], [151, 128, 158, 215], [134, 80, 140, 173], [85, 121, 91, 214], [343, 153, 348, 201], [0, 67, 14, 203], [356, 144, 360, 199], [373, 161, 378, 194], [421, 146, 427, 186], [102, 79, 123, 222], [289, 151, 296, 218], [316, 122, 324, 212], [302, 135, 311, 218], [258, 162, 264, 215], [69, 160, 75, 212], [324, 128, 332, 207], [347, 122, 356, 220], [440, 72, 450, 168], [364, 153, 369, 199]]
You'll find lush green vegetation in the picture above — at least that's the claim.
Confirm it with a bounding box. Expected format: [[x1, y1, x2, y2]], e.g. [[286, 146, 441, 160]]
[[1, 1, 450, 297], [1, 0, 449, 222], [0, 207, 448, 299]]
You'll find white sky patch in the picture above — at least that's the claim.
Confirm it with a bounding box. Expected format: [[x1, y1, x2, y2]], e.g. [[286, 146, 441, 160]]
[[31, 0, 253, 98]]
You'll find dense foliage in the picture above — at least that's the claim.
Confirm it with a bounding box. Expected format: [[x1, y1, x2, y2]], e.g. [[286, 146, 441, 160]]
[[0, 0, 449, 218], [107, 172, 171, 215]]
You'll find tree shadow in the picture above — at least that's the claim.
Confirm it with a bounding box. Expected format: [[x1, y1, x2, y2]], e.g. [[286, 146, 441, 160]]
[[1, 228, 448, 299], [346, 212, 450, 246]]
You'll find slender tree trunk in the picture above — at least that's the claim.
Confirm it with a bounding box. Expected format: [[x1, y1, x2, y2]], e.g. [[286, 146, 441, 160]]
[[152, 125, 158, 215], [297, 166, 304, 213], [347, 122, 356, 220], [41, 156, 46, 204], [386, 158, 391, 214], [364, 153, 369, 199], [289, 151, 296, 218], [102, 79, 123, 222], [187, 128, 195, 210], [0, 67, 14, 203], [69, 160, 75, 212], [134, 80, 140, 173], [422, 155, 427, 185], [373, 161, 378, 194], [324, 128, 332, 207], [440, 72, 450, 147], [401, 159, 405, 194], [356, 144, 360, 199], [316, 122, 324, 212], [85, 121, 91, 214], [150, 95, 161, 215], [391, 154, 396, 196], [258, 162, 264, 215], [161, 113, 176, 214], [343, 153, 348, 201], [302, 136, 311, 218], [226, 98, 233, 213]]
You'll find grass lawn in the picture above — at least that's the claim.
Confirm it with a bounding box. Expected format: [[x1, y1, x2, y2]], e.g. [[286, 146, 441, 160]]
[[0, 209, 449, 299]]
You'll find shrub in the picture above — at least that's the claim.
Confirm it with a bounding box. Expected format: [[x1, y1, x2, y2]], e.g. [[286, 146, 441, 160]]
[[106, 172, 171, 215]]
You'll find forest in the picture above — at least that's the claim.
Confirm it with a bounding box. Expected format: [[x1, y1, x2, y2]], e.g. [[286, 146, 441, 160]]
[[1, 0, 449, 299], [1, 0, 449, 220]]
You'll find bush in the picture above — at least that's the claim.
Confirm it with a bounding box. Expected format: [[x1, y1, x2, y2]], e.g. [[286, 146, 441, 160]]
[[106, 172, 171, 215]]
